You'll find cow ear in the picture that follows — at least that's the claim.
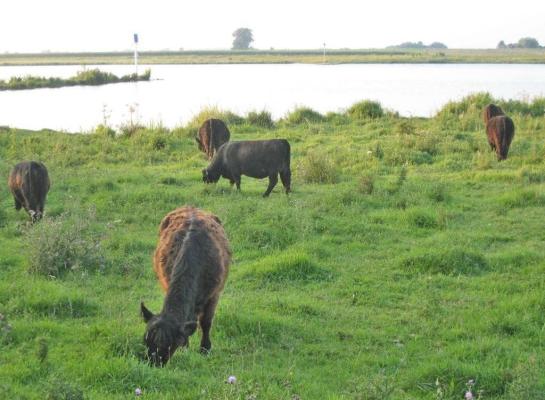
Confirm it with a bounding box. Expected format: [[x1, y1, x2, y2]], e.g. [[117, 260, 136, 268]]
[[183, 321, 198, 336], [212, 215, 222, 225], [141, 302, 155, 323]]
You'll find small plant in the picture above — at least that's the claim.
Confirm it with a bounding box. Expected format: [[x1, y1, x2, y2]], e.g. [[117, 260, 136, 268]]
[[36, 337, 49, 363], [396, 120, 416, 135], [388, 166, 407, 194], [346, 100, 384, 120], [25, 208, 107, 277], [0, 313, 13, 344], [358, 174, 375, 195], [373, 143, 384, 159], [298, 151, 338, 183], [246, 110, 274, 128]]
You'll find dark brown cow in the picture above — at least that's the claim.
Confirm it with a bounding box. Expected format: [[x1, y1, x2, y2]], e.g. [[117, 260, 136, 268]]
[[195, 119, 231, 159], [486, 115, 515, 160], [202, 139, 291, 197], [8, 161, 50, 223], [482, 103, 504, 125], [141, 206, 231, 366]]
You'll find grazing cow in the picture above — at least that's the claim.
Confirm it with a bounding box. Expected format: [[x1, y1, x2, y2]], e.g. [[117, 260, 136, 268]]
[[486, 115, 515, 160], [141, 206, 231, 366], [202, 139, 291, 197], [8, 161, 50, 223], [195, 119, 231, 159], [482, 103, 504, 125]]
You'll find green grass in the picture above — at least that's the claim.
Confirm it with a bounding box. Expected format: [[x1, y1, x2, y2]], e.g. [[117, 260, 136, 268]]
[[0, 95, 545, 399], [0, 48, 545, 65]]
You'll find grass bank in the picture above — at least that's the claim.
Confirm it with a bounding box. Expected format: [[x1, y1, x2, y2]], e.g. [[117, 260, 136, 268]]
[[0, 49, 544, 66], [0, 94, 544, 399], [0, 68, 151, 91]]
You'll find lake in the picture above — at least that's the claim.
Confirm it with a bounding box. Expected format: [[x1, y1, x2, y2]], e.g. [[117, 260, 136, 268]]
[[1, 64, 544, 132]]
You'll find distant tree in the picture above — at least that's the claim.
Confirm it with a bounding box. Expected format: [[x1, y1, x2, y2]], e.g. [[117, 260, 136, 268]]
[[232, 28, 254, 50], [497, 40, 507, 49], [429, 42, 448, 49], [517, 37, 540, 48], [388, 41, 447, 49]]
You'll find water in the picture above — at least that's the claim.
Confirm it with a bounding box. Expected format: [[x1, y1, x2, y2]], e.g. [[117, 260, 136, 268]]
[[0, 64, 544, 132]]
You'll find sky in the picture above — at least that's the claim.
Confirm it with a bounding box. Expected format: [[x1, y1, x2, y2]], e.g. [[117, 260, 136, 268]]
[[1, 0, 543, 52]]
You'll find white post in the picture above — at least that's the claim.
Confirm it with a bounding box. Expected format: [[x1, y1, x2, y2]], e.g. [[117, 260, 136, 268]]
[[133, 33, 139, 75], [323, 42, 326, 64]]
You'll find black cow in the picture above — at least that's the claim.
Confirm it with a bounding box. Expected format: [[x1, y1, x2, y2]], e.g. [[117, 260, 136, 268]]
[[486, 115, 515, 160], [202, 139, 291, 197], [195, 119, 231, 160], [8, 161, 50, 222]]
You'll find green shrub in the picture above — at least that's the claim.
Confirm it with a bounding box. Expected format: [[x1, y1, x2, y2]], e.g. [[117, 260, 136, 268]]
[[396, 120, 416, 135], [246, 110, 274, 128], [346, 100, 384, 119], [406, 209, 438, 228], [401, 248, 489, 275], [299, 151, 338, 183], [25, 209, 107, 277], [284, 107, 324, 124]]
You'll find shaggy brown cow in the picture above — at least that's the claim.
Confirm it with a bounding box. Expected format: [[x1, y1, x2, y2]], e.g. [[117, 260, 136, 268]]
[[8, 161, 50, 222], [141, 206, 231, 366], [482, 103, 504, 125], [195, 119, 231, 159], [202, 139, 291, 197], [486, 115, 515, 160]]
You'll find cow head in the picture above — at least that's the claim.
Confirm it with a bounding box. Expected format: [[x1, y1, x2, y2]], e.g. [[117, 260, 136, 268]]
[[202, 168, 220, 184], [195, 137, 205, 152], [141, 302, 197, 367]]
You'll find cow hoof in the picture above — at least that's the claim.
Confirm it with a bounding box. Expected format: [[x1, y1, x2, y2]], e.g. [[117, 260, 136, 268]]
[[200, 346, 211, 355]]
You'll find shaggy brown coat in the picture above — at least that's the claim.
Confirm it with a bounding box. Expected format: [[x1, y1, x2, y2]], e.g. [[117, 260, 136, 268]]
[[141, 206, 231, 366], [8, 161, 50, 222], [196, 119, 231, 159], [482, 103, 504, 125], [486, 115, 515, 160]]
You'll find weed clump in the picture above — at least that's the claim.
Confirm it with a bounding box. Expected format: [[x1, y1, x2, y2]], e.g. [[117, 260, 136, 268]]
[[93, 124, 116, 139], [346, 100, 384, 120], [188, 106, 244, 128], [243, 251, 332, 285], [45, 379, 85, 400], [299, 151, 338, 184], [499, 190, 545, 208], [401, 248, 489, 275], [246, 110, 274, 128], [25, 208, 107, 277], [284, 107, 324, 124]]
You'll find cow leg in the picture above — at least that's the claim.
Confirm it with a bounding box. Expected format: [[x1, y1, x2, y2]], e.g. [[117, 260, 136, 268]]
[[263, 174, 278, 197], [229, 179, 235, 187], [234, 175, 241, 191], [199, 296, 219, 354], [13, 191, 23, 211], [280, 169, 291, 194]]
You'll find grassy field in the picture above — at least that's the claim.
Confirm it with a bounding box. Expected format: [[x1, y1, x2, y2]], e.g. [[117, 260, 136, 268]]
[[0, 94, 544, 399], [0, 49, 544, 65]]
